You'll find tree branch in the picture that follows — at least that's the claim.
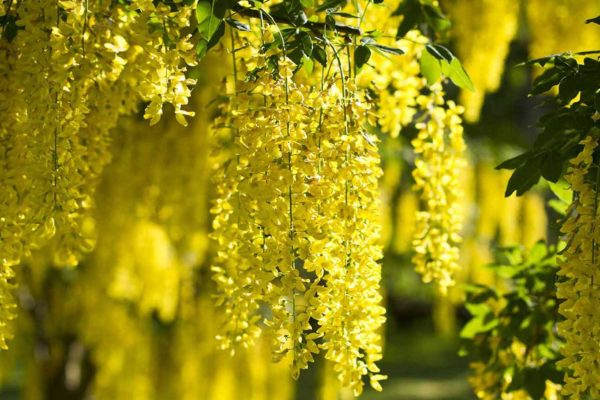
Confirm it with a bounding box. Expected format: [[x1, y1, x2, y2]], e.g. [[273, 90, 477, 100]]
[[232, 6, 362, 36]]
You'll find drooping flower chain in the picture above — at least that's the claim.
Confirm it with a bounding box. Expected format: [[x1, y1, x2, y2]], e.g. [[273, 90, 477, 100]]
[[210, 63, 386, 394], [411, 88, 467, 292], [556, 135, 600, 398], [0, 0, 197, 347]]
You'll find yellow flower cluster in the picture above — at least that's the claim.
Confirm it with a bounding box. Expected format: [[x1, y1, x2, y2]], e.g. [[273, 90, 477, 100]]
[[0, 0, 197, 348], [352, 0, 470, 293], [556, 135, 600, 398], [411, 89, 466, 292], [0, 266, 15, 350], [442, 0, 519, 122], [357, 0, 427, 138], [527, 0, 600, 60], [1, 55, 293, 399], [211, 51, 385, 393]]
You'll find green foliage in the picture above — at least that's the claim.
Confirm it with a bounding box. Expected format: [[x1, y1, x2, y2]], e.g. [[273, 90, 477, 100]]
[[196, 0, 228, 58], [392, 0, 451, 39], [197, 0, 472, 90], [419, 43, 473, 90], [547, 179, 572, 215], [460, 242, 564, 399], [498, 44, 600, 196]]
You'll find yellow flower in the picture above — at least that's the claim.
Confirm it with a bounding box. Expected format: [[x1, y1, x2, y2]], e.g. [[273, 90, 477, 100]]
[[411, 89, 467, 293], [557, 135, 600, 398]]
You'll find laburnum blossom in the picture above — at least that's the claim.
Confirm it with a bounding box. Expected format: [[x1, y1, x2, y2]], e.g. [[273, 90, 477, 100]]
[[210, 43, 386, 393], [411, 87, 467, 292], [557, 135, 600, 398], [0, 0, 197, 346]]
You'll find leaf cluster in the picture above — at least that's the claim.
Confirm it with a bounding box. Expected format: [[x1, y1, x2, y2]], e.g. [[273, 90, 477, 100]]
[[460, 242, 563, 399], [497, 28, 600, 197], [392, 0, 450, 40]]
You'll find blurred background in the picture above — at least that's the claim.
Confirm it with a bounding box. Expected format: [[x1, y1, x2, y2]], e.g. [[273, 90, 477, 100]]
[[1, 0, 599, 399]]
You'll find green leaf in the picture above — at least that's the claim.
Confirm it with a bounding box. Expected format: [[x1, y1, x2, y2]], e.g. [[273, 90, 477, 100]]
[[505, 160, 542, 197], [299, 0, 314, 7], [302, 55, 315, 75], [196, 1, 220, 39], [313, 45, 328, 67], [196, 0, 224, 59], [298, 31, 313, 56], [332, 11, 359, 18], [558, 74, 580, 104], [213, 0, 236, 18], [225, 18, 250, 31], [523, 368, 547, 400], [496, 152, 531, 170], [354, 45, 371, 70], [540, 151, 563, 182], [419, 48, 441, 84], [444, 57, 474, 91], [370, 43, 405, 56], [586, 15, 600, 25], [547, 179, 572, 215], [531, 67, 564, 95], [394, 0, 421, 39], [426, 43, 452, 61], [460, 314, 498, 339], [422, 4, 451, 33]]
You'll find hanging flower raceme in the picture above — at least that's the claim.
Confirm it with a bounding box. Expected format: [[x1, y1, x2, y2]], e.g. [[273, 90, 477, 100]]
[[210, 43, 385, 393], [411, 88, 467, 293], [556, 135, 600, 399], [0, 266, 15, 350], [442, 0, 519, 121], [0, 0, 197, 348]]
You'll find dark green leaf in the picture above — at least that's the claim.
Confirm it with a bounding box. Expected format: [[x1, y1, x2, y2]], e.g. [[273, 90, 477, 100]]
[[558, 74, 580, 104], [213, 0, 235, 18], [354, 45, 371, 70], [531, 67, 564, 95], [332, 12, 359, 18], [299, 31, 313, 56], [371, 43, 405, 55], [523, 368, 547, 400], [496, 152, 531, 170], [394, 0, 421, 39], [3, 18, 18, 42], [586, 15, 600, 25], [313, 45, 328, 67], [325, 14, 336, 30], [505, 159, 542, 197], [541, 151, 563, 182], [288, 48, 305, 65], [207, 21, 225, 49], [426, 43, 452, 61], [422, 4, 451, 33]]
